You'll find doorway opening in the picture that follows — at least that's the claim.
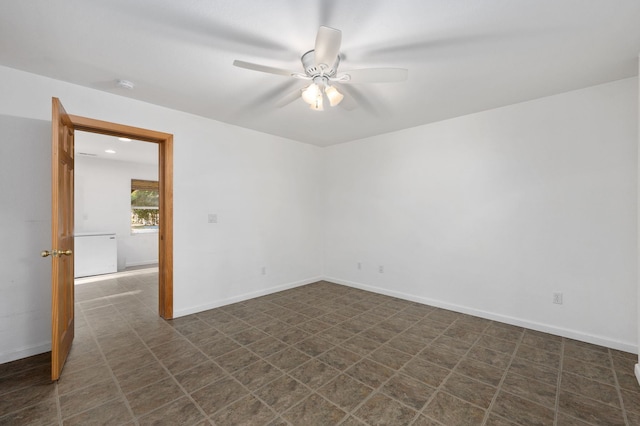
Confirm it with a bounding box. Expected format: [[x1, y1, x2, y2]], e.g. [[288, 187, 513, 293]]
[[51, 98, 173, 380], [68, 115, 174, 319], [75, 133, 158, 270]]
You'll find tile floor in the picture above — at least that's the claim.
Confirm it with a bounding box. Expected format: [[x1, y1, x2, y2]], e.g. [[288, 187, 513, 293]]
[[0, 272, 639, 425]]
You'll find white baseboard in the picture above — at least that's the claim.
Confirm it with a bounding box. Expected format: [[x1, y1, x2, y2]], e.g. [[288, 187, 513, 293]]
[[124, 260, 158, 268], [325, 276, 638, 354], [173, 276, 323, 318], [0, 342, 50, 364]]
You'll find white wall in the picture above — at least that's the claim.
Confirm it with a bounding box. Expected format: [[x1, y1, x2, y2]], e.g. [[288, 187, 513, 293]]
[[0, 65, 323, 363], [0, 64, 637, 364], [0, 116, 52, 361], [324, 78, 639, 352], [636, 57, 640, 384], [75, 155, 158, 270]]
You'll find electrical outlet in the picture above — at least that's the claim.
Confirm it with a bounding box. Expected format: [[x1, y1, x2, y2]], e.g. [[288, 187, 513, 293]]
[[357, 262, 362, 270], [261, 266, 266, 275], [208, 213, 217, 223], [379, 265, 384, 273], [553, 292, 563, 305]]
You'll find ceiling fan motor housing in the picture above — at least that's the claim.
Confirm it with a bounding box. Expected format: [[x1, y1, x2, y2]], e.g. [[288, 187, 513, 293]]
[[301, 50, 340, 78]]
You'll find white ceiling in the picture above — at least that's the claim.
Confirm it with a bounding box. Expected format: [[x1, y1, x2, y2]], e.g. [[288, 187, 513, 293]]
[[76, 131, 158, 165], [1, 1, 639, 147]]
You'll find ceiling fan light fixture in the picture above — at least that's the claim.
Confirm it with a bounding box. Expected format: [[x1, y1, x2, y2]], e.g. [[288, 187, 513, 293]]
[[324, 85, 344, 107], [309, 95, 324, 111], [302, 83, 321, 105]]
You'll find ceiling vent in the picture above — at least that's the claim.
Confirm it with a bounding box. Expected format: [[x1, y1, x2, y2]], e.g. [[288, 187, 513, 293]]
[[116, 79, 135, 90]]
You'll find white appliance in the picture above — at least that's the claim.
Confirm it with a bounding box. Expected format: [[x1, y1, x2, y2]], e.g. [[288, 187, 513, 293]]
[[74, 232, 117, 278]]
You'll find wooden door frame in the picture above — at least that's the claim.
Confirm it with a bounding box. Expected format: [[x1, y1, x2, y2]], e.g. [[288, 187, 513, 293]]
[[69, 115, 174, 319]]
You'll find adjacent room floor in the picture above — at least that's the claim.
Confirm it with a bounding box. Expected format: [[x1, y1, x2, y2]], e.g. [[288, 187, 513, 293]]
[[0, 272, 639, 425]]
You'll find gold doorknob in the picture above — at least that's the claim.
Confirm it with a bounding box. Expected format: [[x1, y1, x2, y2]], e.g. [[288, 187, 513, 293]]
[[41, 249, 72, 257]]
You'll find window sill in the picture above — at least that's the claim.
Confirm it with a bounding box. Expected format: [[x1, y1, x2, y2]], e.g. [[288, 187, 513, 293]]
[[131, 229, 159, 235]]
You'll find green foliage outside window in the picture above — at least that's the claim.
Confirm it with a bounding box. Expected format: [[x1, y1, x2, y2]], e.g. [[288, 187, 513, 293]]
[[131, 188, 159, 231], [131, 189, 159, 207]]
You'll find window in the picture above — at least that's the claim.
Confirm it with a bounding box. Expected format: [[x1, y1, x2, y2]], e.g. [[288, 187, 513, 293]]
[[131, 179, 159, 234]]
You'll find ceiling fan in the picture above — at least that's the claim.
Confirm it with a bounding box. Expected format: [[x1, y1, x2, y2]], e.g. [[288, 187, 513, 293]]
[[233, 26, 408, 111]]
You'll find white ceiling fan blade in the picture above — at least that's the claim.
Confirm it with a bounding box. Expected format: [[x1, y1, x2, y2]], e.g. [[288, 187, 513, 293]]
[[233, 60, 295, 77], [314, 26, 342, 68], [337, 92, 358, 111], [340, 68, 408, 84], [337, 85, 370, 112], [339, 84, 385, 115], [275, 89, 302, 108]]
